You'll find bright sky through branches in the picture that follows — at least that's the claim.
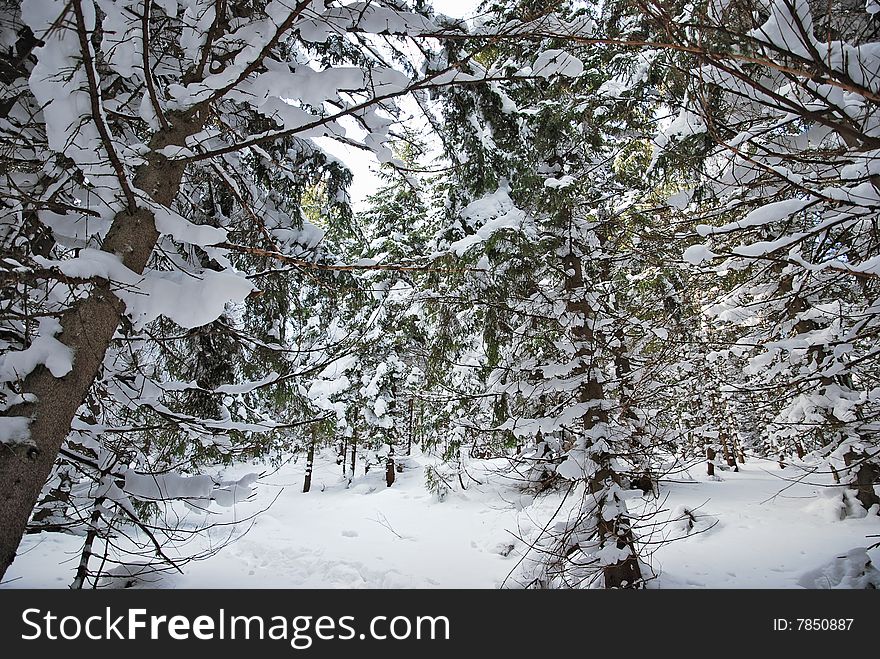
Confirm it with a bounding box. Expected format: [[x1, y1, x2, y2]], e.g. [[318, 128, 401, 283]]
[[317, 0, 476, 208]]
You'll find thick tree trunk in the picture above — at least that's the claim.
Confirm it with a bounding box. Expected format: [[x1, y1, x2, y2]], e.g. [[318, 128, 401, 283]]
[[0, 111, 205, 581], [843, 450, 880, 511], [721, 436, 734, 467], [707, 446, 716, 477], [385, 446, 395, 488]]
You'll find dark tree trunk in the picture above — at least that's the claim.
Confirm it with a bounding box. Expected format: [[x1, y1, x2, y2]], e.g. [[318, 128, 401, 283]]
[[385, 446, 395, 488], [600, 524, 643, 588], [722, 436, 737, 469], [407, 398, 414, 456], [303, 426, 318, 492], [0, 111, 206, 581], [340, 438, 347, 476], [707, 446, 716, 477], [844, 450, 880, 511], [303, 427, 317, 493], [564, 247, 642, 589]]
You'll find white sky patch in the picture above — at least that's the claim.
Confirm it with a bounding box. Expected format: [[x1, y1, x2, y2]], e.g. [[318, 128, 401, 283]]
[[308, 2, 474, 210], [313, 136, 383, 210], [315, 98, 446, 211], [431, 0, 476, 19]]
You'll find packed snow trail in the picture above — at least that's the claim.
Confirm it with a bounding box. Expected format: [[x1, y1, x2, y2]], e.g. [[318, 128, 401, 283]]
[[3, 451, 878, 588]]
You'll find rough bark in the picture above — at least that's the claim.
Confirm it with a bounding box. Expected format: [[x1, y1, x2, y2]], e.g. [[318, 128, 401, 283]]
[[0, 111, 206, 581]]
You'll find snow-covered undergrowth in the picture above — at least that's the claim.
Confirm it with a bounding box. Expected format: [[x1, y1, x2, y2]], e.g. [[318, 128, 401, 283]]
[[3, 451, 878, 589]]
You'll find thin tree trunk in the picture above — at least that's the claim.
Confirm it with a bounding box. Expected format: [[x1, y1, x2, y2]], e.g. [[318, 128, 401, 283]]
[[407, 398, 414, 456], [341, 438, 347, 476], [0, 111, 206, 581], [303, 426, 316, 493], [707, 446, 716, 477], [70, 498, 105, 589]]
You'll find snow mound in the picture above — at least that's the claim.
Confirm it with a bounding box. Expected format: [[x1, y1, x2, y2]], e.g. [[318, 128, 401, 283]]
[[797, 548, 880, 589], [670, 505, 720, 537], [97, 563, 178, 589], [806, 487, 871, 522]]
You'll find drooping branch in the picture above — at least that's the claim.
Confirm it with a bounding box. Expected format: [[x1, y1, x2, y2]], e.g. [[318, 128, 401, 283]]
[[141, 0, 170, 131], [71, 0, 138, 210], [215, 241, 488, 274]]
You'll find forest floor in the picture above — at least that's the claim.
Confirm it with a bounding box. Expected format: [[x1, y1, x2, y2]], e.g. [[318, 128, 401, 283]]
[[4, 449, 879, 589]]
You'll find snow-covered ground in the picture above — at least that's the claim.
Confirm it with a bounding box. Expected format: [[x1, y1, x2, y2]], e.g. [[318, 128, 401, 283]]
[[3, 450, 879, 589]]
